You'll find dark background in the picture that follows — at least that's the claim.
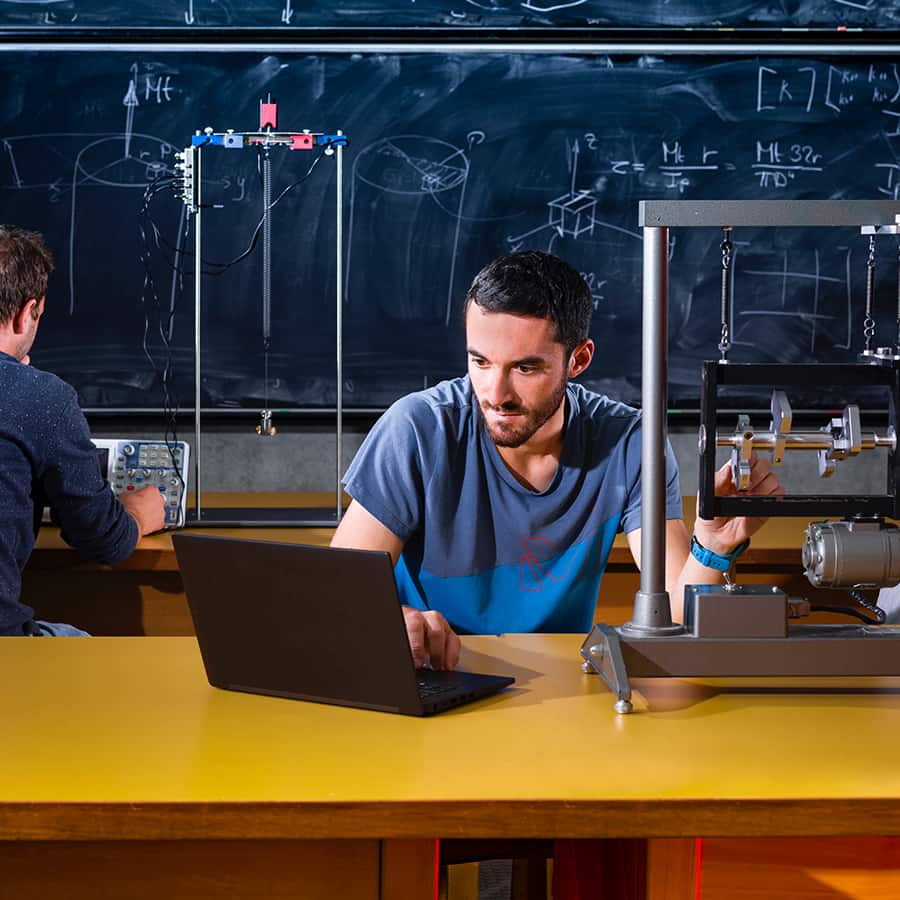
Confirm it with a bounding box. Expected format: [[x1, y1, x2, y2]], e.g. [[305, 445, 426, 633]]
[[2, 5, 899, 412]]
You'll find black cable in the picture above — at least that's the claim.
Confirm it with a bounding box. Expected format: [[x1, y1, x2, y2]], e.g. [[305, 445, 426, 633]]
[[200, 149, 325, 271], [811, 590, 887, 626], [140, 149, 325, 277], [849, 589, 888, 624], [810, 606, 879, 624], [137, 170, 186, 520]]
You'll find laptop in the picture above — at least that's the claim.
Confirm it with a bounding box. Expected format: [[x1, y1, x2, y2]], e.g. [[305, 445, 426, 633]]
[[172, 533, 515, 716]]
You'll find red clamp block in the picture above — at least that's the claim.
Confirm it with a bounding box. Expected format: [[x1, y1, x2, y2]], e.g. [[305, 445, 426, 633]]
[[259, 101, 278, 130], [290, 134, 315, 150]]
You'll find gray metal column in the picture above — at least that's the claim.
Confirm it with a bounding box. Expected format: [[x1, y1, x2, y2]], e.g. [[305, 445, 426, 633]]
[[193, 146, 202, 520], [335, 136, 344, 522], [622, 224, 681, 634]]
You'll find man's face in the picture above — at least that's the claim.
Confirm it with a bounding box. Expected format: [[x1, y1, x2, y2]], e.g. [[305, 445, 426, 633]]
[[466, 303, 570, 449]]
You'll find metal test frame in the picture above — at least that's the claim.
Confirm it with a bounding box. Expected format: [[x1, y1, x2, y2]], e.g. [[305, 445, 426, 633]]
[[178, 103, 348, 527], [581, 200, 900, 713]]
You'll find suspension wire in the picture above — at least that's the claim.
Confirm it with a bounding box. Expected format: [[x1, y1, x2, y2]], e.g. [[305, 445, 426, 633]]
[[864, 233, 876, 353]]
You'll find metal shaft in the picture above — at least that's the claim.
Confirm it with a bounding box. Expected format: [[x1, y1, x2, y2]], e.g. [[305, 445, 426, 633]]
[[193, 146, 202, 520], [262, 151, 272, 343], [336, 137, 344, 522], [624, 224, 680, 635], [718, 431, 896, 452], [640, 226, 667, 602]]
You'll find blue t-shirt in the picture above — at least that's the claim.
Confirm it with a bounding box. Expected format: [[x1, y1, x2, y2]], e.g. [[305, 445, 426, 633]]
[[342, 376, 682, 634]]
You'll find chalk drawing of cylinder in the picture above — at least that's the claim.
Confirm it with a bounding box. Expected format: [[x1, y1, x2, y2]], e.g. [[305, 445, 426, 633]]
[[345, 135, 469, 326]]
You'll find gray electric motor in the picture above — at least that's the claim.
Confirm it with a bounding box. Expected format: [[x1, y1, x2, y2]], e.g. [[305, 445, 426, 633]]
[[803, 519, 900, 589]]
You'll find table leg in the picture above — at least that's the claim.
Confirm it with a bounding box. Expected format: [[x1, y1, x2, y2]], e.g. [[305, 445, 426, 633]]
[[381, 838, 438, 900], [0, 838, 382, 899]]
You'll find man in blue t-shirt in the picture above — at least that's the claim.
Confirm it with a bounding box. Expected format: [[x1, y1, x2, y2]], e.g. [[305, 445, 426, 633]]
[[333, 251, 781, 669]]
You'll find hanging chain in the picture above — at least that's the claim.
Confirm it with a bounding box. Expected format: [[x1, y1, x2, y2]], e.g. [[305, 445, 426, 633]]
[[864, 233, 876, 352], [718, 227, 733, 361]]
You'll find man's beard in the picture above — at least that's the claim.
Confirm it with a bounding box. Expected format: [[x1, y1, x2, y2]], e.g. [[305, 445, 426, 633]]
[[479, 375, 568, 448]]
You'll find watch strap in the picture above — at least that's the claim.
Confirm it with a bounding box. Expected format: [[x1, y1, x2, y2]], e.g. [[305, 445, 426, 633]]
[[690, 534, 750, 572]]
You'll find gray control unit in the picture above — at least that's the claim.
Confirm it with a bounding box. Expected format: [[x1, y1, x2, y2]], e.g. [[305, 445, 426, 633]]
[[91, 439, 190, 528]]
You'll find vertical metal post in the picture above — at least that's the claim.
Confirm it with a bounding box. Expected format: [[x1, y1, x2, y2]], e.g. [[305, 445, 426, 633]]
[[335, 135, 344, 522], [262, 150, 272, 345], [622, 225, 681, 635], [193, 145, 203, 520]]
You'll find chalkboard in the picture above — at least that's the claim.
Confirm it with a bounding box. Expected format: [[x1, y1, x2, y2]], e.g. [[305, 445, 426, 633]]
[[5, 49, 900, 411], [0, 1, 897, 30]]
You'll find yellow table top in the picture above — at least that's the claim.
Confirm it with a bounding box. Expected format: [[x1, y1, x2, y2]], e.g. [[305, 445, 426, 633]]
[[4, 634, 900, 841]]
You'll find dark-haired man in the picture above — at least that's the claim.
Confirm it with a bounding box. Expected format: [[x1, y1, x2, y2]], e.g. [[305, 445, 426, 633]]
[[0, 225, 165, 636], [333, 251, 781, 668]]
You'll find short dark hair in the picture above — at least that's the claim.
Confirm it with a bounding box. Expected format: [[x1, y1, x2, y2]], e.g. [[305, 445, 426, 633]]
[[0, 225, 54, 326], [464, 251, 592, 356]]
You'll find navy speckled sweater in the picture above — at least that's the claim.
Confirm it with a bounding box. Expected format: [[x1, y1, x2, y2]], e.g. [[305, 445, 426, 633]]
[[0, 350, 138, 635]]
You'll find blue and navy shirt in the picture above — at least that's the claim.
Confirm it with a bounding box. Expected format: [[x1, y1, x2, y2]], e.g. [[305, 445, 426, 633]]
[[0, 351, 138, 635], [343, 376, 682, 634]]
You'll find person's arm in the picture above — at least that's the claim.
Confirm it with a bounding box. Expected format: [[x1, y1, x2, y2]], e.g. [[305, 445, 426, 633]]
[[332, 499, 461, 670], [331, 499, 404, 561], [626, 455, 783, 623], [41, 383, 164, 561]]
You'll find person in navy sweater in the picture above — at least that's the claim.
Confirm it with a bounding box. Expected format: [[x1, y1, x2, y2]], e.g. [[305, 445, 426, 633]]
[[0, 225, 164, 636]]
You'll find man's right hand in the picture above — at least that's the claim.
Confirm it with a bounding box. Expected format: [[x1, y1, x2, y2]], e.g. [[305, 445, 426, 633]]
[[402, 605, 461, 671], [119, 486, 166, 537]]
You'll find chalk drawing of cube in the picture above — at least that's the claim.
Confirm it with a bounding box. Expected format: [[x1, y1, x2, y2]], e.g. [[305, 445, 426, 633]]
[[548, 191, 596, 238]]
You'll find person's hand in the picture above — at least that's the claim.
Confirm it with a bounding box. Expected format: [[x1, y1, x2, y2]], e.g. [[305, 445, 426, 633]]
[[401, 605, 461, 670], [119, 485, 166, 537], [693, 454, 784, 554]]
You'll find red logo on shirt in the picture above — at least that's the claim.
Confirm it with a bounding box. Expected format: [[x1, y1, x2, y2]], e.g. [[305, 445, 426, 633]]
[[518, 532, 604, 593]]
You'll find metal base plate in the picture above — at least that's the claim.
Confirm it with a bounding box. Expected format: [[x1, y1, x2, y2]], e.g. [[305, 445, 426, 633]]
[[185, 507, 340, 528], [581, 622, 900, 713]]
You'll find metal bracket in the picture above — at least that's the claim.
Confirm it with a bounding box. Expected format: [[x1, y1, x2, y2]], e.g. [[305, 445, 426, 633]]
[[769, 389, 792, 466], [730, 414, 753, 490], [580, 624, 633, 714]]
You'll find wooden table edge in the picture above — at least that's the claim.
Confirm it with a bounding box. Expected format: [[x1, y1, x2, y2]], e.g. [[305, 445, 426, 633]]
[[4, 799, 900, 841]]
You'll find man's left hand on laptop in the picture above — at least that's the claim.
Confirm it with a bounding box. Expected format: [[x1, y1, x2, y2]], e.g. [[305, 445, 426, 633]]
[[403, 606, 461, 670]]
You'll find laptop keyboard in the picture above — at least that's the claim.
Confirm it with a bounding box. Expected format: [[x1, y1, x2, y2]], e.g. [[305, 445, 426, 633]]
[[417, 678, 461, 699]]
